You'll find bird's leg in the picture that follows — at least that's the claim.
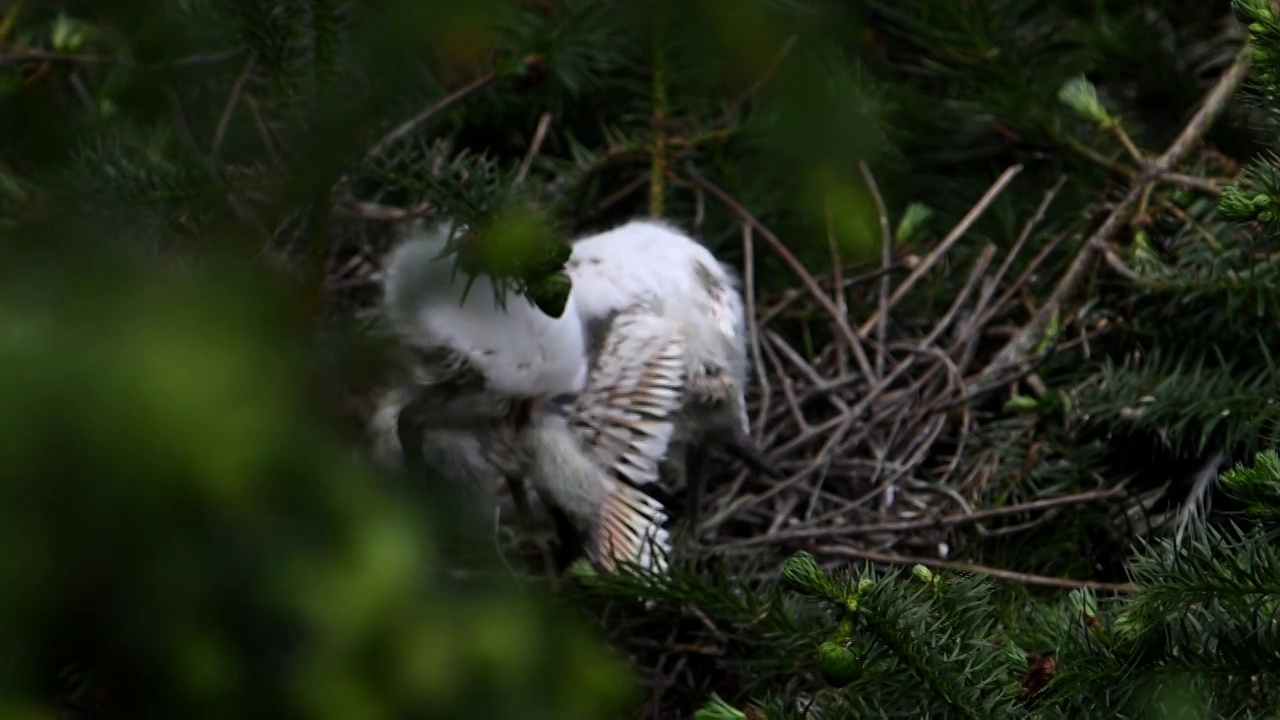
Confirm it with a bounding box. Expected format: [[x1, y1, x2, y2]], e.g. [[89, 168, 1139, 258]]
[[395, 392, 437, 481], [722, 433, 785, 479], [502, 473, 559, 576], [689, 366, 784, 481], [530, 485, 583, 574], [683, 441, 713, 546], [501, 398, 546, 563]]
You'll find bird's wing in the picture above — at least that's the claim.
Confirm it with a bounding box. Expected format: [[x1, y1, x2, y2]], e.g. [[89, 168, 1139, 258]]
[[590, 479, 671, 575], [570, 304, 688, 489]]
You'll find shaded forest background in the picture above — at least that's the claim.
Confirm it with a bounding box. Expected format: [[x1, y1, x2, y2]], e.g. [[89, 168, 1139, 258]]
[[2, 0, 1279, 718]]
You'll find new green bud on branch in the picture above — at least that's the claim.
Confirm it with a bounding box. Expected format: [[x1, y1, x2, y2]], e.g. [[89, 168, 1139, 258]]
[[694, 693, 750, 720], [780, 551, 837, 600], [1058, 76, 1113, 127]]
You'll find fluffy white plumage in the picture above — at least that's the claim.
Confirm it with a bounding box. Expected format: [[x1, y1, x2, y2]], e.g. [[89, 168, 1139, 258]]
[[563, 219, 757, 477], [381, 222, 589, 399], [525, 304, 689, 574], [368, 222, 589, 511]]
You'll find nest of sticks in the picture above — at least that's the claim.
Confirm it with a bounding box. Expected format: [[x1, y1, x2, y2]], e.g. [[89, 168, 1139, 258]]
[[664, 161, 1165, 595]]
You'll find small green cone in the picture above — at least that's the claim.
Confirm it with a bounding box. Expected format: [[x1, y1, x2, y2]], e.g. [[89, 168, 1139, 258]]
[[817, 640, 861, 688]]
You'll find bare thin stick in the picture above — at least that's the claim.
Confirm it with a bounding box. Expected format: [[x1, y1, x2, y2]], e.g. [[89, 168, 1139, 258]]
[[516, 111, 554, 184], [858, 165, 1023, 337], [212, 51, 258, 159], [812, 544, 1135, 593], [741, 224, 772, 441], [859, 161, 893, 378], [825, 198, 848, 377], [725, 486, 1126, 546], [685, 166, 877, 381], [365, 70, 499, 159], [952, 175, 1068, 364]]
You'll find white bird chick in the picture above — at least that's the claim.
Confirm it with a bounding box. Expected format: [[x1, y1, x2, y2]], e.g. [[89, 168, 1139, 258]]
[[369, 221, 589, 516], [563, 220, 779, 489], [524, 303, 689, 574]]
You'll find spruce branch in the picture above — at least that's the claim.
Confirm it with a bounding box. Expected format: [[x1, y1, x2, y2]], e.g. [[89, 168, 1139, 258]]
[[979, 41, 1254, 387], [1220, 449, 1280, 520]]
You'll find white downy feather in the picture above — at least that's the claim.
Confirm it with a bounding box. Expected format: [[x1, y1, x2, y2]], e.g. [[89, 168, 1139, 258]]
[[564, 219, 753, 460], [382, 221, 589, 399], [368, 222, 589, 510]]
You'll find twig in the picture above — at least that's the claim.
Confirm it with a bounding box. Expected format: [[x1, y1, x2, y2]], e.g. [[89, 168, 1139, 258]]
[[812, 544, 1136, 593], [859, 161, 893, 378], [723, 486, 1126, 547], [824, 198, 848, 377], [515, 111, 553, 184], [364, 69, 501, 159], [857, 165, 1023, 338], [650, 32, 668, 217], [745, 245, 996, 510], [979, 42, 1252, 386], [0, 47, 244, 67], [726, 34, 797, 116], [212, 51, 258, 159], [741, 224, 771, 442], [67, 72, 94, 114], [968, 175, 1068, 333], [245, 96, 285, 165], [685, 165, 878, 381], [951, 175, 1068, 370]]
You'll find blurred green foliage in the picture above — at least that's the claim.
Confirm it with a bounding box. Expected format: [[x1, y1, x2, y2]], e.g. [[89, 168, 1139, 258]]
[[0, 243, 632, 717]]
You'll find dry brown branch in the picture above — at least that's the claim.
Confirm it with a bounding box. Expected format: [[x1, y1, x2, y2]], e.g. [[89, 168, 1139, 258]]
[[859, 161, 893, 378], [364, 63, 519, 159], [979, 42, 1252, 386], [0, 46, 244, 66], [515, 111, 554, 184], [812, 545, 1136, 593], [719, 486, 1126, 548], [741, 224, 771, 443], [857, 165, 1023, 338], [685, 166, 878, 381], [212, 51, 258, 159]]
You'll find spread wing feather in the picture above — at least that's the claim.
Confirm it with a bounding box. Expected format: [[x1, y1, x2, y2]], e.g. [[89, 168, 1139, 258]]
[[570, 305, 688, 489]]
